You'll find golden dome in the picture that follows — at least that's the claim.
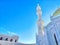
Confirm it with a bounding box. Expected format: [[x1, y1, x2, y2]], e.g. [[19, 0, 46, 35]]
[[53, 8, 60, 16]]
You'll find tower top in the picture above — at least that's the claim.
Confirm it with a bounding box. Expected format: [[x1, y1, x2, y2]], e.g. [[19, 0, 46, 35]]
[[36, 4, 42, 16], [36, 4, 44, 35]]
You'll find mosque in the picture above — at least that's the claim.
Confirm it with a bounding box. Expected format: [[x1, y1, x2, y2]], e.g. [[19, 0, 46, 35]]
[[36, 4, 60, 45], [0, 4, 60, 45]]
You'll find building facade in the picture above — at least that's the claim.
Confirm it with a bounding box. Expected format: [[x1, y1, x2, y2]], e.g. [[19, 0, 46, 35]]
[[0, 34, 19, 45], [45, 8, 60, 45], [0, 34, 35, 45]]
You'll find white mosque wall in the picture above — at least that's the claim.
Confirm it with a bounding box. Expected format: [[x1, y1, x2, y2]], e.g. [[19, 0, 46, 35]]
[[52, 16, 60, 45], [44, 28, 49, 45], [45, 22, 54, 45], [45, 16, 60, 45], [14, 43, 35, 45], [46, 21, 55, 45], [0, 40, 15, 45]]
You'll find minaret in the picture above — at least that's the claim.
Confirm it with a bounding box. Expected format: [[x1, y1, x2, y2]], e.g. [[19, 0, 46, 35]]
[[36, 4, 45, 45], [36, 4, 44, 35], [36, 4, 49, 45]]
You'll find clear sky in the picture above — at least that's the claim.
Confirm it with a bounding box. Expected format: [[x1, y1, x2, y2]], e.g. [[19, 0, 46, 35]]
[[0, 0, 60, 44]]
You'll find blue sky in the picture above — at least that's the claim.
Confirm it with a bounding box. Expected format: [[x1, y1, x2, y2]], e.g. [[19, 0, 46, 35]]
[[0, 0, 60, 44]]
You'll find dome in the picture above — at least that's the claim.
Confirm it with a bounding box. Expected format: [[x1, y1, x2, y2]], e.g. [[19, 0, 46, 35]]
[[53, 8, 60, 16]]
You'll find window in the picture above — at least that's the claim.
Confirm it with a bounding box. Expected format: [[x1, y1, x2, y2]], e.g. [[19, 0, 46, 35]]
[[10, 39, 13, 42], [15, 40, 17, 42], [0, 37, 3, 40], [54, 33, 58, 45], [5, 38, 8, 41]]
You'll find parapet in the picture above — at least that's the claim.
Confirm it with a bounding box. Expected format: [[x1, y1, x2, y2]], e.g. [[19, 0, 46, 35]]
[[0, 34, 19, 43]]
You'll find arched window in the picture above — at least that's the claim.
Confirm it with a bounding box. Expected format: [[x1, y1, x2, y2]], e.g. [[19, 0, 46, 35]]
[[15, 40, 17, 42], [0, 37, 3, 40], [10, 39, 13, 42], [54, 33, 58, 45], [5, 38, 8, 41]]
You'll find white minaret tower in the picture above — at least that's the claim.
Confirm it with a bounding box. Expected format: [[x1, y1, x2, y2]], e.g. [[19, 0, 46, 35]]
[[36, 4, 45, 45], [36, 4, 44, 35]]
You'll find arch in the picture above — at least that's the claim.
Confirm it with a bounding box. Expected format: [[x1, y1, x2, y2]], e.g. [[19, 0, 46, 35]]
[[5, 38, 8, 41], [54, 33, 58, 45], [0, 37, 3, 40], [15, 40, 17, 42], [10, 39, 13, 42]]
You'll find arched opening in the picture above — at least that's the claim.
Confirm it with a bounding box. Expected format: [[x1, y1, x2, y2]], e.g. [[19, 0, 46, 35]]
[[15, 40, 17, 42], [0, 37, 3, 40], [10, 39, 13, 42], [5, 38, 8, 41], [54, 33, 58, 45]]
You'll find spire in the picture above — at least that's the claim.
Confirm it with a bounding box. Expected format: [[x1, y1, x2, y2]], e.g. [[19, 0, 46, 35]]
[[36, 4, 44, 35], [36, 4, 42, 19]]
